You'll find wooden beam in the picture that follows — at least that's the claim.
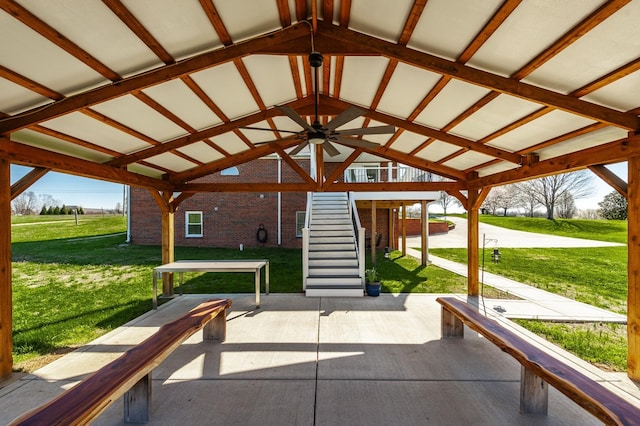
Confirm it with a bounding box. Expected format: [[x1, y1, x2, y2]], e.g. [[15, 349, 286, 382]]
[[149, 191, 176, 297], [467, 188, 480, 296], [326, 147, 364, 183], [588, 164, 628, 198], [0, 158, 12, 378], [10, 167, 49, 199], [628, 156, 640, 380], [316, 22, 640, 130], [0, 22, 311, 134], [271, 145, 315, 186]]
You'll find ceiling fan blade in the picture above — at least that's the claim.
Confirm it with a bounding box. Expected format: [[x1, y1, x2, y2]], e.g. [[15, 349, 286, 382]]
[[240, 126, 301, 134], [288, 141, 309, 156], [325, 106, 366, 131], [276, 106, 315, 132], [323, 141, 341, 157], [336, 125, 396, 136], [335, 136, 379, 149]]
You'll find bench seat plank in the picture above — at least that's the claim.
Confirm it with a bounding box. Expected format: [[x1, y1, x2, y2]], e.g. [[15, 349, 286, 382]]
[[11, 298, 231, 426], [436, 297, 640, 426]]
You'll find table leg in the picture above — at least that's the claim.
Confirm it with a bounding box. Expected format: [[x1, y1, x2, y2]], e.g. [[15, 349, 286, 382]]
[[255, 269, 260, 309], [179, 272, 183, 296], [266, 261, 270, 295], [152, 271, 158, 309]]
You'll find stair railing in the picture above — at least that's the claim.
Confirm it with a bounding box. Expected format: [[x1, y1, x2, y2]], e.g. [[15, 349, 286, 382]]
[[302, 192, 312, 290], [348, 192, 366, 284]]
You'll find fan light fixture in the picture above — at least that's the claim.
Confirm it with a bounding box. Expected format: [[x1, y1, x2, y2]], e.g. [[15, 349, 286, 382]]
[[308, 132, 325, 144]]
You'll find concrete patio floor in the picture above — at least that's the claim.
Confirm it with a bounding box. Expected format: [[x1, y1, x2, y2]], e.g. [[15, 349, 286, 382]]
[[2, 293, 639, 425]]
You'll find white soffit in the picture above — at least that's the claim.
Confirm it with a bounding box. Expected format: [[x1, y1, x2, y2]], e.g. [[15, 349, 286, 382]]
[[0, 78, 49, 115], [450, 94, 542, 140], [582, 71, 640, 112], [377, 63, 441, 119], [210, 132, 250, 155], [145, 152, 196, 172], [442, 150, 494, 170], [142, 80, 223, 131], [467, 0, 604, 77], [18, 0, 162, 77], [41, 112, 149, 154], [242, 56, 297, 107], [178, 142, 225, 164], [212, 0, 282, 43], [477, 161, 518, 178], [537, 126, 627, 161], [122, 0, 223, 60], [414, 140, 462, 163], [523, 1, 640, 94], [408, 0, 503, 60], [91, 95, 188, 142], [487, 110, 596, 153], [414, 79, 491, 129], [127, 163, 164, 179], [340, 57, 390, 107], [12, 129, 113, 163], [349, 0, 414, 42], [390, 131, 427, 154], [191, 62, 260, 120], [0, 10, 105, 95]]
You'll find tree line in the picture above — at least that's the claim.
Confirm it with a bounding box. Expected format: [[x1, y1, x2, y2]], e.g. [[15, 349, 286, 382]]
[[11, 191, 84, 216]]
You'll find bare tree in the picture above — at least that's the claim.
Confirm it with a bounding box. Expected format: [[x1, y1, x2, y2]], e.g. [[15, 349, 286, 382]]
[[555, 192, 577, 219], [437, 191, 459, 218], [12, 191, 39, 215], [517, 171, 593, 220], [514, 182, 540, 217]]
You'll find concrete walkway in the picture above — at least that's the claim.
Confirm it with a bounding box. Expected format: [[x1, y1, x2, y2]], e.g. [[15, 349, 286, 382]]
[[403, 218, 626, 323]]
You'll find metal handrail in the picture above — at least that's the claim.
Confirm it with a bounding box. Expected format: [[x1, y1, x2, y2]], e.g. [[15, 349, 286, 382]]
[[302, 192, 312, 290]]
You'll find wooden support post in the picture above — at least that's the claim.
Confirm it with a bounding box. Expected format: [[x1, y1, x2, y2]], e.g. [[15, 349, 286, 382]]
[[440, 307, 464, 338], [421, 200, 427, 266], [161, 207, 175, 297], [123, 373, 151, 423], [520, 366, 548, 415], [371, 200, 377, 265], [467, 189, 480, 296], [628, 156, 640, 379], [401, 202, 407, 256], [316, 144, 324, 190], [0, 158, 12, 378]]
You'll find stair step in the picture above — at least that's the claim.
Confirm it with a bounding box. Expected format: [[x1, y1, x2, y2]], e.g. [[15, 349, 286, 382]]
[[310, 243, 355, 251], [309, 258, 358, 267], [306, 276, 362, 286], [309, 232, 353, 238], [308, 250, 357, 259], [311, 224, 352, 230], [309, 266, 360, 276], [309, 237, 354, 244]]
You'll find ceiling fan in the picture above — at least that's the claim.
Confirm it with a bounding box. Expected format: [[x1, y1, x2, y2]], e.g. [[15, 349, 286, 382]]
[[242, 52, 396, 157]]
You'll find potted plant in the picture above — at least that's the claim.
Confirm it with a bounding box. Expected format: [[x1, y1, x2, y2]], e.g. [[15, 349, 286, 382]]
[[365, 267, 381, 297]]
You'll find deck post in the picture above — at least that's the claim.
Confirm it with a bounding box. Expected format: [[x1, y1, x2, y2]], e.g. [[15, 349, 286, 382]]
[[0, 158, 12, 378], [628, 155, 640, 379], [467, 189, 480, 296]]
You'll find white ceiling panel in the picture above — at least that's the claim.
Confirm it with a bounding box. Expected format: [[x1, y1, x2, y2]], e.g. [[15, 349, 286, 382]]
[[143, 80, 222, 131], [468, 0, 604, 77], [408, 0, 504, 60], [211, 132, 251, 155], [240, 120, 280, 144], [41, 112, 149, 154], [145, 152, 197, 172], [212, 0, 282, 43], [414, 80, 491, 129], [523, 1, 640, 94], [581, 70, 640, 112], [122, 0, 223, 60], [476, 161, 519, 178], [487, 111, 595, 153], [127, 162, 165, 179], [349, 0, 414, 43], [414, 140, 462, 162], [18, 0, 162, 77], [340, 57, 390, 107], [178, 142, 225, 163], [91, 95, 188, 142], [442, 151, 494, 170], [11, 128, 114, 163], [0, 10, 106, 95], [377, 63, 441, 119], [242, 56, 297, 108], [537, 126, 627, 161], [191, 62, 260, 120], [450, 94, 542, 140], [0, 78, 50, 115], [389, 131, 427, 154]]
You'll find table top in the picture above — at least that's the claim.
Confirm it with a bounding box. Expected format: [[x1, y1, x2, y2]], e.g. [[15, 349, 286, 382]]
[[153, 259, 268, 273]]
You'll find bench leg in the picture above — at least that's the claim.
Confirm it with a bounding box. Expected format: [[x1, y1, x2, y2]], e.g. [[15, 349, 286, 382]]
[[203, 309, 227, 342], [124, 372, 151, 423], [441, 307, 464, 338], [520, 366, 548, 415]]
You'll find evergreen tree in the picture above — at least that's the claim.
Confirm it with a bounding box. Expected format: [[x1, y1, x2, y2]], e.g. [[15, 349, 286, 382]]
[[39, 206, 47, 215], [598, 191, 627, 220]]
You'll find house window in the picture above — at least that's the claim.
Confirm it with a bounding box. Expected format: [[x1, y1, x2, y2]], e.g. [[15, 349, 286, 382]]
[[296, 211, 306, 237], [186, 211, 203, 237]]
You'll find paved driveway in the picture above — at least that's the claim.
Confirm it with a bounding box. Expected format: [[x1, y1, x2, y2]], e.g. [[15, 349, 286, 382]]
[[414, 217, 623, 249]]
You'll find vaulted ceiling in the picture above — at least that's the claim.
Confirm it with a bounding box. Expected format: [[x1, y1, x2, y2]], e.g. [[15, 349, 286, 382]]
[[1, 0, 639, 196]]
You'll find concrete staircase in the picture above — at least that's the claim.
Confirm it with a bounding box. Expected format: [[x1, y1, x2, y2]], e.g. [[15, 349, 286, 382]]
[[305, 192, 364, 297]]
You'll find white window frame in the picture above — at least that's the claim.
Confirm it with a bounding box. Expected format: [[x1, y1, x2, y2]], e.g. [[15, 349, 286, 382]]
[[296, 211, 306, 237], [185, 211, 203, 238]]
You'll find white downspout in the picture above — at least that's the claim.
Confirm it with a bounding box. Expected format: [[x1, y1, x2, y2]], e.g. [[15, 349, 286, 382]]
[[125, 185, 131, 243]]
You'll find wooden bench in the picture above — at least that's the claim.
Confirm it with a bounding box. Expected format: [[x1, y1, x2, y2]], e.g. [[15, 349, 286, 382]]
[[436, 297, 640, 425], [10, 298, 232, 425]]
